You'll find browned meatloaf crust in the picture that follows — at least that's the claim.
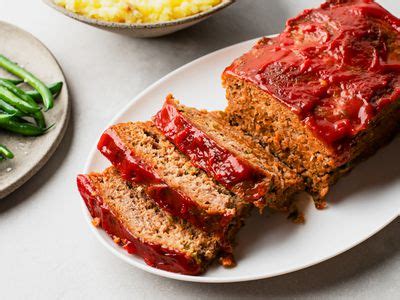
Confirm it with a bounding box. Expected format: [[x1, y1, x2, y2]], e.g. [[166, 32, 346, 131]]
[[77, 167, 221, 275], [223, 0, 400, 204], [153, 95, 303, 211], [97, 121, 250, 235]]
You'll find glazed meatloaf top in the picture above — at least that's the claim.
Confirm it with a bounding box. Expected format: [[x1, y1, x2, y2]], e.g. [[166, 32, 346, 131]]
[[98, 121, 248, 233], [153, 95, 303, 210], [77, 167, 220, 275], [223, 0, 400, 158]]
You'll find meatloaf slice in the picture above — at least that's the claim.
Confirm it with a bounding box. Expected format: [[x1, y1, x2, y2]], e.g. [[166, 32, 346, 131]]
[[98, 121, 249, 235], [223, 0, 400, 204], [77, 167, 221, 275], [153, 95, 303, 211]]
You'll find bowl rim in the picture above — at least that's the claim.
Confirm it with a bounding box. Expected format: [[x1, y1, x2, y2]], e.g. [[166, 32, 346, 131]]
[[43, 0, 235, 29]]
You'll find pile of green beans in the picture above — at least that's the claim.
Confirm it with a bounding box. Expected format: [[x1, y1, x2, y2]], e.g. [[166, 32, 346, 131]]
[[0, 54, 63, 161]]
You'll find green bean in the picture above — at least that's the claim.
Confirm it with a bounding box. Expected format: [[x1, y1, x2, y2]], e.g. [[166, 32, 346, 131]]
[[0, 79, 41, 109], [0, 78, 23, 85], [0, 79, 45, 127], [0, 112, 48, 136], [0, 98, 24, 117], [0, 99, 45, 127], [0, 144, 14, 160], [0, 112, 14, 122], [0, 79, 37, 102], [0, 86, 40, 114], [8, 114, 45, 130], [26, 82, 63, 102], [32, 111, 46, 128], [0, 54, 54, 110]]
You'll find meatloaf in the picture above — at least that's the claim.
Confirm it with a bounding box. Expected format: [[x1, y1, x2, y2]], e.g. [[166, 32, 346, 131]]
[[97, 121, 249, 235], [77, 167, 221, 275], [223, 0, 400, 204], [153, 95, 303, 211]]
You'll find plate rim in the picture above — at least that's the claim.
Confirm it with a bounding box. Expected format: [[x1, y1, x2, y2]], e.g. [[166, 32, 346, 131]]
[[81, 36, 400, 283], [0, 20, 71, 199]]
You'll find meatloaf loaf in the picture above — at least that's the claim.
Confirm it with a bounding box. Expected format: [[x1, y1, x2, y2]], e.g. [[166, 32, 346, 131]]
[[97, 121, 249, 235], [77, 167, 221, 275], [153, 95, 303, 211], [223, 0, 400, 203]]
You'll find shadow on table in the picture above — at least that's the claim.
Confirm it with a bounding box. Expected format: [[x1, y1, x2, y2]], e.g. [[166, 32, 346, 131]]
[[0, 76, 75, 214]]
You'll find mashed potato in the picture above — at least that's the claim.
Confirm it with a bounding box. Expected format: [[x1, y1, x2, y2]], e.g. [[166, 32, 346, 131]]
[[55, 0, 223, 24]]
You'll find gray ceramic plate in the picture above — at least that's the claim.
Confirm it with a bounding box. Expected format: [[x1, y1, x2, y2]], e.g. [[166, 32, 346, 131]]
[[43, 0, 235, 38], [0, 21, 70, 199]]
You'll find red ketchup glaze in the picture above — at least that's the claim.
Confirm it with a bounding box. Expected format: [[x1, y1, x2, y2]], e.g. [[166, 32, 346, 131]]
[[154, 97, 269, 202], [224, 0, 400, 155], [97, 129, 234, 234], [76, 175, 202, 275]]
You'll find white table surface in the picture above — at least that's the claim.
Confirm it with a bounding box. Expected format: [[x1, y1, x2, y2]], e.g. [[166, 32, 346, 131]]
[[1, 0, 399, 299]]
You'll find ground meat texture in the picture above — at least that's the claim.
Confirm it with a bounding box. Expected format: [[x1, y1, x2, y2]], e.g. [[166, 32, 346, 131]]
[[77, 167, 222, 275], [223, 0, 400, 203], [97, 121, 250, 235], [153, 95, 303, 211]]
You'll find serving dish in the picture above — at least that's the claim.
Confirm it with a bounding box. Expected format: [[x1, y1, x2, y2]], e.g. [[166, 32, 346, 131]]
[[0, 21, 70, 199], [82, 37, 400, 283], [43, 0, 235, 38]]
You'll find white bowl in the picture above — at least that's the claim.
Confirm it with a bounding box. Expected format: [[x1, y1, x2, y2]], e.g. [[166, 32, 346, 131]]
[[43, 0, 235, 38]]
